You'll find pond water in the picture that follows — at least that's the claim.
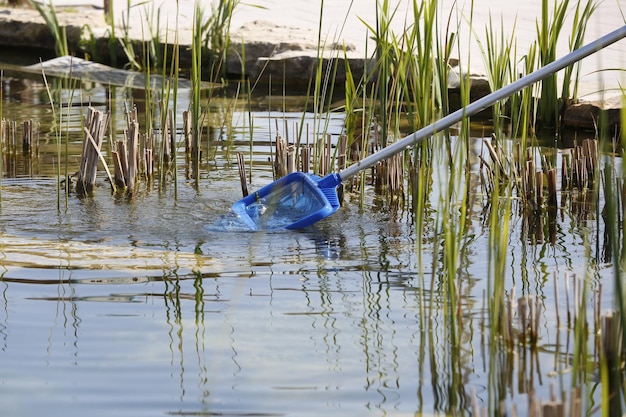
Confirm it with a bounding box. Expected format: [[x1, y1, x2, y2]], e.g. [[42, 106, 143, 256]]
[[1, 5, 625, 416]]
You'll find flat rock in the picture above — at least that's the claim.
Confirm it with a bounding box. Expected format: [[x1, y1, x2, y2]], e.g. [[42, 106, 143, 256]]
[[227, 20, 363, 82], [21, 55, 214, 89], [0, 6, 106, 50]]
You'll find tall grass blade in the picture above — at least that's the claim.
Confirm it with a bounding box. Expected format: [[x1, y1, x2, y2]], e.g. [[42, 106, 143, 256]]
[[29, 0, 69, 57]]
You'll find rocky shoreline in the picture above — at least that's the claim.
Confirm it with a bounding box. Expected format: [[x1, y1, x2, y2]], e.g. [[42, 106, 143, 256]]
[[0, 5, 622, 132]]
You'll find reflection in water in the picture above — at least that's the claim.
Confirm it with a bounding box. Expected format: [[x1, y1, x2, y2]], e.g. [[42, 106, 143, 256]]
[[0, 191, 616, 416], [0, 279, 7, 352], [47, 274, 81, 367]]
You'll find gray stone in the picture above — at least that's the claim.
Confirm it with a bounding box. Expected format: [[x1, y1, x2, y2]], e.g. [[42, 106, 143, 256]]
[[563, 95, 623, 131], [0, 6, 106, 51], [227, 20, 362, 82]]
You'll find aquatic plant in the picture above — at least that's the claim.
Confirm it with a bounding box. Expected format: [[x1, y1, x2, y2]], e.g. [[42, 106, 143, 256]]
[[29, 0, 69, 57], [511, 41, 539, 143], [535, 0, 597, 132], [39, 64, 66, 209], [598, 88, 626, 416], [201, 0, 240, 81], [535, 0, 569, 131], [477, 15, 516, 139], [116, 0, 142, 70], [190, 0, 204, 187], [559, 0, 598, 112]]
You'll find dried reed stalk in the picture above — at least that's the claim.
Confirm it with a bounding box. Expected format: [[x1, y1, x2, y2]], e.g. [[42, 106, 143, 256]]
[[125, 119, 139, 194], [483, 138, 507, 180], [144, 130, 155, 181], [76, 107, 111, 195], [535, 171, 544, 208], [547, 168, 557, 206], [274, 132, 289, 178], [300, 145, 310, 173], [22, 119, 32, 156], [183, 110, 193, 155], [112, 140, 127, 188], [112, 108, 140, 194], [237, 152, 248, 197], [314, 134, 332, 177], [337, 134, 347, 172], [1, 119, 18, 177]]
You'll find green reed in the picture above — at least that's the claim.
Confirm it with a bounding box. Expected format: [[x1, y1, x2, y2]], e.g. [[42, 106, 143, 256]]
[[190, 1, 204, 187], [486, 170, 513, 415], [39, 64, 77, 210], [599, 90, 626, 415], [371, 0, 397, 148], [103, 0, 116, 66], [30, 0, 68, 57], [439, 136, 471, 409], [600, 164, 625, 416], [361, 0, 447, 142], [202, 0, 239, 81], [560, 0, 598, 105], [536, 0, 569, 131], [512, 41, 539, 145], [157, 5, 180, 198], [478, 15, 516, 139], [138, 4, 165, 72], [304, 0, 354, 176], [117, 0, 142, 70]]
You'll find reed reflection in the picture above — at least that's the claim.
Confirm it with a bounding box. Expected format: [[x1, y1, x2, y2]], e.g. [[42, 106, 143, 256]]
[[0, 277, 7, 352], [47, 272, 80, 366]]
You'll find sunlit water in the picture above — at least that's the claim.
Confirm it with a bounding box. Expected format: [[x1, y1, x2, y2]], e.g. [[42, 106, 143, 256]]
[[1, 3, 625, 415]]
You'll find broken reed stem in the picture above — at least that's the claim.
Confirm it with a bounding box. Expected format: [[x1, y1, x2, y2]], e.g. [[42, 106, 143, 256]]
[[301, 145, 310, 173], [76, 107, 110, 195], [1, 119, 22, 178], [144, 130, 154, 182], [483, 138, 507, 180], [482, 139, 598, 215], [547, 168, 557, 206], [313, 134, 331, 177], [237, 152, 248, 197], [561, 139, 598, 191], [22, 119, 38, 156], [113, 140, 127, 188], [274, 131, 289, 178], [274, 122, 315, 179], [184, 110, 193, 155], [126, 117, 139, 194], [183, 110, 193, 180], [112, 107, 140, 194], [535, 171, 543, 208]]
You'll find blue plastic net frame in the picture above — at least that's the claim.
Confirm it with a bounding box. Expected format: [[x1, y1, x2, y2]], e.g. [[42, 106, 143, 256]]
[[231, 172, 341, 231]]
